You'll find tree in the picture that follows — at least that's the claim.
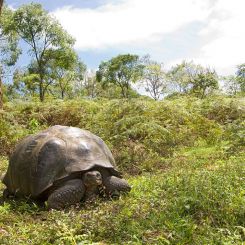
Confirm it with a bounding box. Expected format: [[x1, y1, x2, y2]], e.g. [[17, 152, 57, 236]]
[[236, 63, 245, 92], [70, 61, 87, 98], [45, 48, 80, 99], [167, 61, 196, 93], [80, 70, 99, 98], [142, 57, 167, 100], [168, 61, 218, 98], [0, 0, 3, 12], [0, 3, 20, 108], [54, 71, 75, 99], [96, 54, 143, 98], [223, 75, 241, 95], [191, 68, 219, 98], [84, 75, 98, 98], [12, 67, 40, 98], [72, 68, 110, 99], [4, 3, 75, 101]]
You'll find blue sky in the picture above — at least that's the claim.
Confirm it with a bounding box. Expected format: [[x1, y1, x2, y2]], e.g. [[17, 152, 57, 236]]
[[6, 0, 245, 75], [6, 0, 107, 11]]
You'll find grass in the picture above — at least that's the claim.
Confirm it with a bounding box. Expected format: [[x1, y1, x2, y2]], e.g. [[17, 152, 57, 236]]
[[0, 96, 244, 244], [0, 151, 244, 244]]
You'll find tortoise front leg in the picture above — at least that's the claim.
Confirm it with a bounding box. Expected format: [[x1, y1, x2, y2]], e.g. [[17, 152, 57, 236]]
[[100, 169, 131, 197], [104, 176, 131, 195], [47, 179, 85, 210]]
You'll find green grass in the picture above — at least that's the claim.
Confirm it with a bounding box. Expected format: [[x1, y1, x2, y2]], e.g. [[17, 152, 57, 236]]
[[0, 96, 244, 244], [0, 151, 244, 244]]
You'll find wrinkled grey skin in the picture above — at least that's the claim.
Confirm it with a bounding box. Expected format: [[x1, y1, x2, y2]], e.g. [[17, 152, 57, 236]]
[[2, 125, 131, 209]]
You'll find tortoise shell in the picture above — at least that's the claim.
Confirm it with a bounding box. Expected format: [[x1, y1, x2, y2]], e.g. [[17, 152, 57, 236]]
[[3, 125, 120, 198]]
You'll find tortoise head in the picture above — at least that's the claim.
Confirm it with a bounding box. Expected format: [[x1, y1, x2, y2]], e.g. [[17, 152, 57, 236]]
[[82, 171, 102, 187]]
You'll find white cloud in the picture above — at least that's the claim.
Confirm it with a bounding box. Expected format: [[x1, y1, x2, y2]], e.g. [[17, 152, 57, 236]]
[[51, 0, 245, 75], [192, 0, 245, 75], [52, 0, 210, 50]]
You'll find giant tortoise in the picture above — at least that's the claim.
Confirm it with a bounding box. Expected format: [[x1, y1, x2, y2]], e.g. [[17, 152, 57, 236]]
[[2, 125, 131, 209]]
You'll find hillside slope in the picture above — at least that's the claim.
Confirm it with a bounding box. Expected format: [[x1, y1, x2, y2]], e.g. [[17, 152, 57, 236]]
[[0, 96, 244, 244]]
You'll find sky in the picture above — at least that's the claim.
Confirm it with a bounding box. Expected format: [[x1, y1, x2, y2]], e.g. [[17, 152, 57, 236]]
[[6, 0, 245, 76]]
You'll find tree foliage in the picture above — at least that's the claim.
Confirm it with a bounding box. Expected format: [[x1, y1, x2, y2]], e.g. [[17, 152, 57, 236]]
[[223, 75, 241, 95], [0, 1, 242, 102], [71, 62, 88, 97], [236, 63, 245, 92], [191, 68, 218, 98], [4, 3, 75, 101], [76, 70, 99, 98], [97, 54, 143, 98], [142, 57, 167, 100], [44, 48, 80, 99], [167, 61, 195, 93], [0, 4, 21, 108], [168, 61, 218, 98], [13, 66, 40, 98]]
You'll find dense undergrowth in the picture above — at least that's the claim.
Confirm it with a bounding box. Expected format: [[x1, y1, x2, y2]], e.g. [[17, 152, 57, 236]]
[[0, 95, 244, 244]]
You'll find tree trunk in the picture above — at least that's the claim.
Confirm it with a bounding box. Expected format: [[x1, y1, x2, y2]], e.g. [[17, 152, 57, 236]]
[[201, 88, 206, 99], [0, 0, 4, 109], [119, 84, 126, 98], [0, 0, 3, 11], [39, 80, 45, 102]]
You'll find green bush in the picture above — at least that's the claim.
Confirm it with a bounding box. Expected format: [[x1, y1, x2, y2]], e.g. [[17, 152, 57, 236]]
[[1, 96, 244, 172]]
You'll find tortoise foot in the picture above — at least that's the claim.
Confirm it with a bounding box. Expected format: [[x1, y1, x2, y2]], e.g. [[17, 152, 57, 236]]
[[47, 179, 85, 210]]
